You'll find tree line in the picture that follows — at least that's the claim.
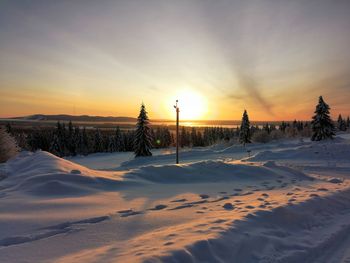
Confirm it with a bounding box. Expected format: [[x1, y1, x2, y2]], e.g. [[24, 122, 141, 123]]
[[2, 96, 350, 159]]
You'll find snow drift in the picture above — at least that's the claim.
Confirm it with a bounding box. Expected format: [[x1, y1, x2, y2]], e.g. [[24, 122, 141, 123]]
[[249, 139, 350, 163], [2, 151, 132, 196], [1, 151, 313, 197], [127, 160, 312, 184]]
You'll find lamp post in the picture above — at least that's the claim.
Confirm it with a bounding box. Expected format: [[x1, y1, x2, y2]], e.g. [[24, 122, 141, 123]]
[[174, 100, 179, 164]]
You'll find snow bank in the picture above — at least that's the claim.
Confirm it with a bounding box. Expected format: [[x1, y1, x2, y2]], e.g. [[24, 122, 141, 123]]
[[2, 151, 313, 197], [2, 151, 133, 197], [126, 160, 312, 184], [249, 139, 350, 163]]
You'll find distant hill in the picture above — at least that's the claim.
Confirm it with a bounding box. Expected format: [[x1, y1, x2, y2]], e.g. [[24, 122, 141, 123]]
[[13, 114, 137, 122]]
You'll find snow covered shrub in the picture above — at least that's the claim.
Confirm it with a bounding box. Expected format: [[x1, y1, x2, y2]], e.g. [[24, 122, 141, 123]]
[[252, 130, 271, 143], [0, 127, 19, 163]]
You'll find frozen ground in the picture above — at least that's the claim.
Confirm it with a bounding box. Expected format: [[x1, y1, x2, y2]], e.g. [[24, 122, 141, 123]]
[[1, 134, 350, 262]]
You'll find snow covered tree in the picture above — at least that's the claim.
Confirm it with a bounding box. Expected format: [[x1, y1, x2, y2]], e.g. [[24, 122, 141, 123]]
[[134, 103, 152, 157], [93, 129, 104, 153], [191, 127, 198, 146], [5, 122, 12, 134], [337, 114, 347, 131], [180, 126, 190, 147], [0, 127, 19, 163], [311, 96, 335, 141], [279, 121, 287, 132], [108, 136, 117, 152], [50, 134, 62, 157], [67, 121, 76, 155], [239, 110, 251, 145], [114, 127, 122, 151]]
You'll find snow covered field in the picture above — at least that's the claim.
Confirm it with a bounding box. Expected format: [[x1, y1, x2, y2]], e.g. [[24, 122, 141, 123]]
[[1, 135, 350, 262]]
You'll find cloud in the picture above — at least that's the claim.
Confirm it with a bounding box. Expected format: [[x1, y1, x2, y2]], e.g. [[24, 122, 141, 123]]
[[234, 67, 275, 116]]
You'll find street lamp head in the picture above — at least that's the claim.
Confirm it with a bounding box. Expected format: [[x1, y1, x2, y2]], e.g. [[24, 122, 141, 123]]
[[174, 99, 179, 109]]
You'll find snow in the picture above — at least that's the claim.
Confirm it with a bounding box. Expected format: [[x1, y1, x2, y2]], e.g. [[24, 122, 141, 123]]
[[1, 134, 350, 262]]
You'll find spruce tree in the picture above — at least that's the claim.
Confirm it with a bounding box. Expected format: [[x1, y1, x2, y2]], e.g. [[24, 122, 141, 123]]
[[164, 127, 172, 147], [114, 127, 122, 151], [191, 127, 197, 146], [239, 110, 251, 145], [311, 96, 335, 141], [81, 127, 90, 155], [50, 134, 62, 157], [337, 114, 347, 131], [134, 103, 152, 157], [108, 136, 116, 152], [180, 126, 191, 147], [94, 129, 104, 153]]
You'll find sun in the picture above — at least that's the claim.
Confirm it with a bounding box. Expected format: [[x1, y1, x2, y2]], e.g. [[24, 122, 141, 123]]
[[167, 89, 208, 120]]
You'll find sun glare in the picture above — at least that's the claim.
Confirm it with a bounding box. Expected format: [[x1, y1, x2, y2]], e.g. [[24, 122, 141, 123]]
[[166, 89, 208, 120]]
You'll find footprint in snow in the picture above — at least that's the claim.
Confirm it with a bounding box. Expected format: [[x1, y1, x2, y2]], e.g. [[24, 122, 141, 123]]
[[223, 203, 234, 210], [118, 210, 143, 217], [211, 196, 229, 202], [171, 198, 187, 203], [212, 219, 228, 223], [117, 209, 133, 214], [261, 193, 269, 197], [245, 205, 255, 209], [169, 204, 193, 210], [199, 194, 210, 199], [149, 204, 167, 211], [70, 169, 81, 174]]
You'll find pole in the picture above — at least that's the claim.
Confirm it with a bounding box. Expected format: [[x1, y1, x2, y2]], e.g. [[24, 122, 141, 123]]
[[174, 100, 179, 164]]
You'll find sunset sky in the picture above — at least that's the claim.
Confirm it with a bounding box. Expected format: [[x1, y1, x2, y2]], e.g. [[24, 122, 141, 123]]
[[0, 0, 350, 120]]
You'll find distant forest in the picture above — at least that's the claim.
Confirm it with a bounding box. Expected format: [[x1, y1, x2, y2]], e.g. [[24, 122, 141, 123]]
[[5, 117, 349, 158]]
